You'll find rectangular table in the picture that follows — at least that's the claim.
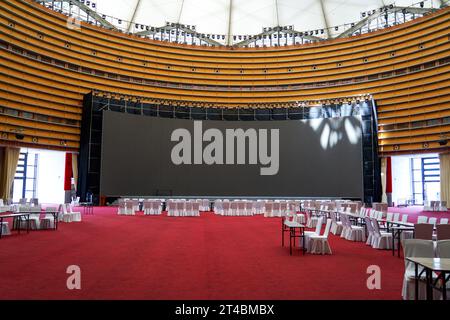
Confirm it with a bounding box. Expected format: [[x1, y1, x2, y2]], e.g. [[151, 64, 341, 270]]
[[283, 219, 306, 256], [15, 211, 60, 230], [0, 213, 30, 238], [406, 257, 450, 300]]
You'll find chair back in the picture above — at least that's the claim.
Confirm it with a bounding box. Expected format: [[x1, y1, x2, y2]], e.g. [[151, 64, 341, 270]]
[[414, 223, 434, 240], [440, 218, 448, 224], [322, 219, 332, 237], [417, 216, 428, 224], [393, 212, 400, 222], [371, 218, 381, 236], [152, 201, 160, 211], [436, 224, 450, 240], [143, 200, 151, 210], [386, 212, 393, 221], [401, 214, 408, 223], [436, 240, 450, 258], [314, 217, 324, 234], [402, 239, 434, 270], [365, 217, 374, 233], [192, 202, 200, 212]]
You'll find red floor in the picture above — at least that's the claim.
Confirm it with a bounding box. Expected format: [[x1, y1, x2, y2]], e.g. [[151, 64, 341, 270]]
[[388, 206, 450, 223], [0, 207, 405, 300]]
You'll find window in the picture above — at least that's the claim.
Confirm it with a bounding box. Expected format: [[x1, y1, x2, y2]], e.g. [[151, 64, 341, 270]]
[[13, 152, 38, 201], [410, 156, 440, 205]]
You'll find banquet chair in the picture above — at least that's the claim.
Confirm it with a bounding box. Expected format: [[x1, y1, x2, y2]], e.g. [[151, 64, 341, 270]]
[[237, 201, 246, 216], [303, 217, 323, 250], [1, 221, 11, 235], [414, 223, 434, 240], [439, 201, 447, 211], [185, 201, 193, 216], [131, 200, 139, 214], [371, 218, 392, 249], [202, 199, 210, 211], [401, 214, 409, 223], [417, 216, 428, 224], [176, 201, 185, 217], [39, 207, 57, 229], [330, 211, 343, 236], [309, 218, 333, 255], [280, 202, 287, 217], [264, 202, 273, 217], [306, 206, 320, 228], [344, 214, 366, 242], [67, 204, 82, 221], [273, 202, 281, 217], [167, 201, 176, 217], [245, 201, 253, 216], [364, 217, 375, 246], [294, 209, 306, 224], [402, 239, 437, 300], [222, 201, 230, 216], [436, 224, 450, 240], [60, 204, 75, 223], [143, 200, 152, 215], [436, 240, 450, 258], [152, 200, 162, 215], [440, 218, 449, 224], [214, 200, 222, 215], [230, 201, 238, 216], [192, 201, 200, 216], [393, 212, 400, 222]]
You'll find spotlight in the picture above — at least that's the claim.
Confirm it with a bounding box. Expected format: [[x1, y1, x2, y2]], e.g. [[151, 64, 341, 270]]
[[15, 133, 24, 140], [335, 26, 338, 31], [439, 139, 448, 146], [420, 2, 424, 8]]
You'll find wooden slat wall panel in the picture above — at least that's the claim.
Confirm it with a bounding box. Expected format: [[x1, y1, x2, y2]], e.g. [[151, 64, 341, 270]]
[[0, 0, 448, 154]]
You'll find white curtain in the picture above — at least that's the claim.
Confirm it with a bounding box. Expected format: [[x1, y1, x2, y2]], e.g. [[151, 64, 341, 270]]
[[440, 153, 450, 203], [72, 153, 78, 191], [381, 157, 387, 203]]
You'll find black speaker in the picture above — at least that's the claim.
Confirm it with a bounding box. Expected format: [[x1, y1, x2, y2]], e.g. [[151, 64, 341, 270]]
[[438, 139, 448, 146], [15, 133, 24, 140]]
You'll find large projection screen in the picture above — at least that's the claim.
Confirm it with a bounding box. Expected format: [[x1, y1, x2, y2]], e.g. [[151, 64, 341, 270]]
[[100, 111, 364, 198]]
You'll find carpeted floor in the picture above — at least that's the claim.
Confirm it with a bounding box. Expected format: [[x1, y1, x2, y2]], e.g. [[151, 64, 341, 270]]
[[0, 207, 405, 300], [388, 206, 450, 223]]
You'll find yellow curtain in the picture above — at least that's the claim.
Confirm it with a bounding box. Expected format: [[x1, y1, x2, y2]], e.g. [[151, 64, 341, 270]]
[[440, 153, 450, 203], [72, 153, 78, 191], [0, 147, 21, 200], [381, 157, 387, 203]]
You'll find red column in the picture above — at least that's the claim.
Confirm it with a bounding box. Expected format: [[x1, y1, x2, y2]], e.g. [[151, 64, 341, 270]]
[[386, 157, 392, 194], [64, 153, 73, 191]]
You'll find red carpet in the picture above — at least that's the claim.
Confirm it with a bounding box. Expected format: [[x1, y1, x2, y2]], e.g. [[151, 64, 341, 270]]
[[0, 207, 404, 300], [388, 206, 450, 223]]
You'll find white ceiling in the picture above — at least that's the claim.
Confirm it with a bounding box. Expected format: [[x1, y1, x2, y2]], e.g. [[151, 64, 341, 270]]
[[92, 0, 444, 36]]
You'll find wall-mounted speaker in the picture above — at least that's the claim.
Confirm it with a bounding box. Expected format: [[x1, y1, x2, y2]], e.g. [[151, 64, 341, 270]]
[[15, 133, 25, 140]]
